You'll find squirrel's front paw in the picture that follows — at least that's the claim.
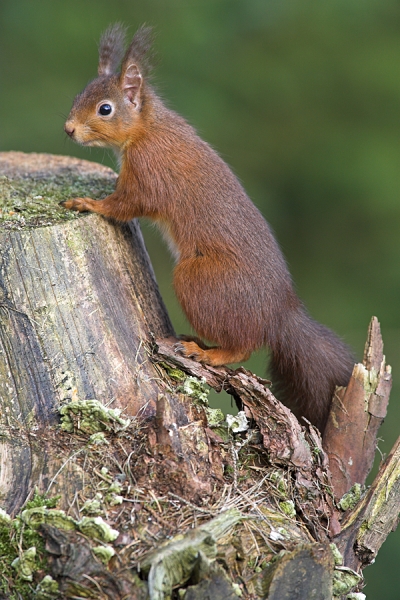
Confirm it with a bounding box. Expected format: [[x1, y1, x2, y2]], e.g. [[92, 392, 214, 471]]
[[59, 197, 93, 212]]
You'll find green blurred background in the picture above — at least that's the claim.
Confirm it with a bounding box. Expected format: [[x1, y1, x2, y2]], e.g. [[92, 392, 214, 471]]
[[1, 0, 399, 595]]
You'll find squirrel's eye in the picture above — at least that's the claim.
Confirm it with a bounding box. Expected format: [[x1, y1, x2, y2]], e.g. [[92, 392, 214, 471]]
[[98, 103, 113, 116]]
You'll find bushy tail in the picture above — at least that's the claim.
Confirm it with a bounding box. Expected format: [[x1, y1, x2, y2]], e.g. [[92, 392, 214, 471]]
[[269, 308, 354, 432]]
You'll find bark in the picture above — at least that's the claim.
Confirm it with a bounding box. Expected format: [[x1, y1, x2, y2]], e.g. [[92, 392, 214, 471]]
[[0, 151, 398, 600], [323, 317, 392, 500], [0, 152, 172, 516], [334, 435, 400, 572]]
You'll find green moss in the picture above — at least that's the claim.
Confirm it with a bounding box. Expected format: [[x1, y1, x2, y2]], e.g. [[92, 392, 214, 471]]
[[105, 480, 123, 506], [329, 543, 343, 566], [160, 362, 186, 382], [358, 520, 369, 536], [25, 490, 59, 511], [88, 432, 109, 445], [164, 369, 230, 436], [77, 516, 119, 543], [0, 492, 58, 598], [176, 376, 210, 403], [211, 425, 231, 442], [206, 407, 225, 427], [81, 494, 103, 516], [232, 582, 243, 597], [0, 487, 121, 598], [279, 500, 296, 518], [92, 545, 116, 564], [21, 507, 77, 532], [174, 374, 231, 435], [107, 481, 122, 494], [0, 508, 11, 526], [339, 483, 363, 512], [0, 491, 119, 597], [11, 547, 37, 582], [80, 483, 124, 514], [59, 399, 130, 435], [332, 566, 363, 596], [269, 471, 288, 496], [0, 173, 114, 230], [34, 575, 59, 599]]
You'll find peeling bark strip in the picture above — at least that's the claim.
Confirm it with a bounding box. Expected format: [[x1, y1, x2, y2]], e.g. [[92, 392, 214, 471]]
[[156, 338, 340, 542], [323, 317, 392, 499], [155, 339, 314, 469]]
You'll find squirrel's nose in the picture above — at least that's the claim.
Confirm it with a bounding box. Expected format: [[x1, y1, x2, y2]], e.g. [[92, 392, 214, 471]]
[[64, 123, 75, 137]]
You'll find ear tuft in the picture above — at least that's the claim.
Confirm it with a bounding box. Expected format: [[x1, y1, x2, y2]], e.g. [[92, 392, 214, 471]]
[[119, 26, 154, 110], [98, 22, 127, 76], [121, 25, 154, 78]]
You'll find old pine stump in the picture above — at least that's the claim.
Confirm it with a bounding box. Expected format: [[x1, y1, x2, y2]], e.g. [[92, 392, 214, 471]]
[[0, 151, 397, 600]]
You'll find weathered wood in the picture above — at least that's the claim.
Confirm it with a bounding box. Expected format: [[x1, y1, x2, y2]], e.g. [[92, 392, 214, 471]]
[[0, 152, 173, 514], [0, 152, 172, 421], [0, 152, 396, 600], [334, 434, 400, 572], [258, 543, 334, 600], [323, 317, 392, 499], [156, 338, 340, 543]]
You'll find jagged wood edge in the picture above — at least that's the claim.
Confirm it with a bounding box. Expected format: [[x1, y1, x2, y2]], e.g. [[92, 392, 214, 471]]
[[323, 317, 392, 500]]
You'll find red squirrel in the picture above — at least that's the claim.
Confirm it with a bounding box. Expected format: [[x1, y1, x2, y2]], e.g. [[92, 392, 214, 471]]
[[62, 24, 354, 432]]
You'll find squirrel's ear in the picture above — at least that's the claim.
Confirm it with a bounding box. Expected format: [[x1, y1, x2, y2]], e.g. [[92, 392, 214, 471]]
[[98, 23, 127, 76], [118, 25, 153, 108], [120, 64, 143, 109]]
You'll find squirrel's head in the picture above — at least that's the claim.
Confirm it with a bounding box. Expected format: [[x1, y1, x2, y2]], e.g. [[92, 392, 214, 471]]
[[64, 24, 153, 148]]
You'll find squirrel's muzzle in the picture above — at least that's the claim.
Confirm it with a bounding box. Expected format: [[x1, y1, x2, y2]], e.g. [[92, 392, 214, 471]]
[[64, 123, 75, 138]]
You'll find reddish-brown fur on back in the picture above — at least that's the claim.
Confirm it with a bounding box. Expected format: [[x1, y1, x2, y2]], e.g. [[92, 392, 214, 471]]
[[63, 25, 355, 432]]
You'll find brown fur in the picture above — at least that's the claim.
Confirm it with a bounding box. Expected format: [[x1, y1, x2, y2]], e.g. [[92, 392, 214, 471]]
[[63, 25, 355, 432]]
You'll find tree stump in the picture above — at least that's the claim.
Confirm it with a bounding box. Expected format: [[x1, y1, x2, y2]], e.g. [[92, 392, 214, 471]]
[[0, 152, 173, 516], [0, 151, 397, 600]]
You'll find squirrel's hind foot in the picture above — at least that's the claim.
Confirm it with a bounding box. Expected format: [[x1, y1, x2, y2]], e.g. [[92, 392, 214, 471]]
[[174, 340, 250, 366]]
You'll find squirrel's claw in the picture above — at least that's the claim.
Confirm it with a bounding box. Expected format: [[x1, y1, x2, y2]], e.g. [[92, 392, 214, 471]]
[[173, 341, 203, 361], [173, 342, 185, 354]]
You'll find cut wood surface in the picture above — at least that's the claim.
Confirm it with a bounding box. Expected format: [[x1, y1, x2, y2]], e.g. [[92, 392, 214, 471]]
[[0, 151, 397, 600]]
